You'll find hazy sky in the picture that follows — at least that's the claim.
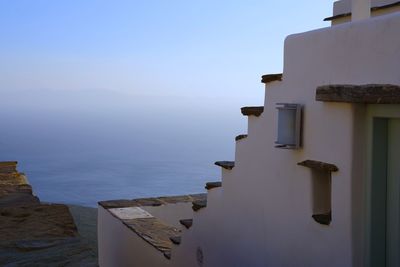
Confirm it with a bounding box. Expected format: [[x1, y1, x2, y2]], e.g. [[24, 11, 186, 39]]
[[0, 1, 334, 205], [0, 0, 332, 104]]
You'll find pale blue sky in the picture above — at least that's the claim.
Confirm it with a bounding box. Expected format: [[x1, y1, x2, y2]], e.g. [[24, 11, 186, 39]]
[[0, 1, 332, 104]]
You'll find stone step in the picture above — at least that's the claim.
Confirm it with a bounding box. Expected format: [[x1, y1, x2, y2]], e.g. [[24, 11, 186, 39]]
[[179, 219, 193, 229], [261, 73, 282, 84], [163, 251, 171, 260], [241, 106, 264, 117], [169, 236, 181, 245], [235, 134, 248, 141], [312, 212, 331, 226], [192, 199, 207, 212], [297, 160, 338, 172], [205, 182, 222, 190], [214, 161, 235, 170]]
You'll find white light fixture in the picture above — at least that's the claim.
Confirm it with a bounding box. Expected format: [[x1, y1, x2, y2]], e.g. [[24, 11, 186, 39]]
[[275, 103, 302, 149]]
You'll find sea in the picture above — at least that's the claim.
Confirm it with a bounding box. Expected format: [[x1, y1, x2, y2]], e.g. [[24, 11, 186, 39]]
[[0, 89, 247, 207]]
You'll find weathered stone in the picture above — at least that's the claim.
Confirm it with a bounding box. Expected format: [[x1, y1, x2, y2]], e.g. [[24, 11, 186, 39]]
[[0, 184, 33, 198], [261, 73, 283, 84], [192, 199, 207, 212], [99, 193, 207, 209], [312, 212, 331, 225], [14, 238, 74, 252], [123, 217, 180, 253], [99, 198, 162, 209], [179, 219, 193, 229], [0, 237, 97, 266], [205, 181, 222, 190], [0, 161, 97, 266], [235, 134, 248, 141], [0, 172, 28, 186], [0, 161, 18, 174], [163, 251, 171, 260], [316, 84, 400, 104], [169, 236, 181, 245], [0, 204, 77, 241], [0, 193, 40, 208], [0, 170, 36, 208], [298, 160, 338, 172], [215, 161, 235, 170], [241, 106, 264, 117]]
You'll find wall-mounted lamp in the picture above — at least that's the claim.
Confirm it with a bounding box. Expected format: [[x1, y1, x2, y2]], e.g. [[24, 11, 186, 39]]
[[275, 103, 302, 149]]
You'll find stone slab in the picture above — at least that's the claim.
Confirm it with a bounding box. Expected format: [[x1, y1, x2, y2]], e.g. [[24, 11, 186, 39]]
[[109, 207, 153, 220], [316, 84, 400, 104], [99, 193, 207, 209]]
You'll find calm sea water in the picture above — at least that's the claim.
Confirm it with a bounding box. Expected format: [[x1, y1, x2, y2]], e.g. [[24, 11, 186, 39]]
[[0, 90, 246, 207]]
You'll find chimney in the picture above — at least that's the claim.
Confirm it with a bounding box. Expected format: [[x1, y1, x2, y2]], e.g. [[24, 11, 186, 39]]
[[351, 0, 371, 21]]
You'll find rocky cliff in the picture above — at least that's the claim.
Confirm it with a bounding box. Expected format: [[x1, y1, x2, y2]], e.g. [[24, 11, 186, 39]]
[[0, 161, 97, 266]]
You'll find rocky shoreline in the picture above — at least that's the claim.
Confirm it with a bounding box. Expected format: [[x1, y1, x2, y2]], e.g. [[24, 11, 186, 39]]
[[0, 162, 98, 266]]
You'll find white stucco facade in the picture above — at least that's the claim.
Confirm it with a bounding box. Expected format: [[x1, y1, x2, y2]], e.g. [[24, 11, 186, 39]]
[[98, 2, 400, 266], [173, 12, 400, 266]]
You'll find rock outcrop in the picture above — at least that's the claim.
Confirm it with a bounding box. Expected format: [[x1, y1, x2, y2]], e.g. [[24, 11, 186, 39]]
[[0, 161, 97, 266]]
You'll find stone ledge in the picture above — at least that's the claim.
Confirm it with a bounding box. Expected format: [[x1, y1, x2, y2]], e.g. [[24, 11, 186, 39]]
[[99, 193, 207, 209], [241, 106, 264, 117], [179, 219, 193, 229], [316, 84, 400, 104], [192, 199, 207, 212], [169, 236, 181, 245], [261, 73, 282, 84], [312, 212, 331, 225], [235, 134, 248, 141], [163, 251, 171, 259], [297, 160, 338, 172], [214, 161, 235, 170], [205, 181, 222, 190]]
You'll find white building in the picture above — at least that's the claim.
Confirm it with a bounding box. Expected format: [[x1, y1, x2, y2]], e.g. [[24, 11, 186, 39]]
[[98, 0, 400, 266]]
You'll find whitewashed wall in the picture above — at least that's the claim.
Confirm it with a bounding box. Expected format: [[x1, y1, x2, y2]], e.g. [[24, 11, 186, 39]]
[[170, 12, 400, 267], [98, 206, 171, 267]]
